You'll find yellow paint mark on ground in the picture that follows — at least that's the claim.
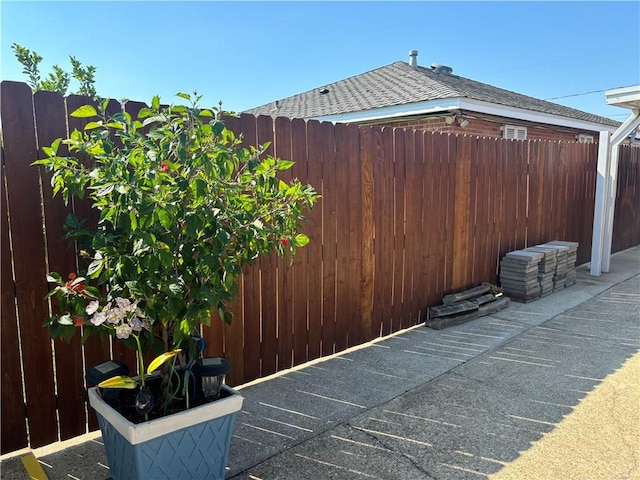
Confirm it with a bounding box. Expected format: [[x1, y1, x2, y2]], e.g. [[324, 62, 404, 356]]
[[21, 453, 49, 480], [491, 352, 640, 480]]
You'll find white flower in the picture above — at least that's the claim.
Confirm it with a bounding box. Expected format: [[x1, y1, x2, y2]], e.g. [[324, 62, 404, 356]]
[[106, 307, 122, 324], [115, 324, 132, 339], [115, 297, 131, 308], [86, 300, 100, 315], [91, 311, 107, 326]]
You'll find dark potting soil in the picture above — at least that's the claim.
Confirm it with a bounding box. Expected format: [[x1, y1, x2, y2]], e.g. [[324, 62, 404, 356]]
[[101, 374, 232, 424]]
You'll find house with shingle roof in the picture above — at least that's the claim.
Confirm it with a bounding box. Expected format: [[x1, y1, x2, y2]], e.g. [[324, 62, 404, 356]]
[[245, 51, 620, 143]]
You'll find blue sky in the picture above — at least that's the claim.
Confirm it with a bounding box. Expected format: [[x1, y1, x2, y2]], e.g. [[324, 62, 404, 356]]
[[1, 1, 639, 120]]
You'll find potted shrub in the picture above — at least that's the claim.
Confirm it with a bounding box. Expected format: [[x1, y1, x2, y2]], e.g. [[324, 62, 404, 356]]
[[36, 92, 318, 479]]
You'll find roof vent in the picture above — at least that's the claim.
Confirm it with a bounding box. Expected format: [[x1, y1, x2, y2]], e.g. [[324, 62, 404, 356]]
[[409, 50, 418, 68], [431, 63, 453, 74], [319, 88, 329, 95]]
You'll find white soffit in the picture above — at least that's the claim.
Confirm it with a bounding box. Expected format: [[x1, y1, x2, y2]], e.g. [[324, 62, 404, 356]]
[[312, 97, 618, 133], [605, 85, 640, 110]]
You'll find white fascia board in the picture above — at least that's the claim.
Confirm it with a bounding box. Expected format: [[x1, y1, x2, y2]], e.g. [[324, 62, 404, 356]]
[[605, 85, 640, 110], [308, 98, 463, 123], [311, 97, 618, 133]]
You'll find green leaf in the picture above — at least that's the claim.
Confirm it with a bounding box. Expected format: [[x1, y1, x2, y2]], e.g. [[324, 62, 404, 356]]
[[219, 307, 233, 325], [176, 92, 191, 101], [168, 283, 183, 296], [99, 375, 139, 389], [294, 234, 310, 247], [87, 258, 104, 277], [199, 109, 213, 117], [157, 209, 171, 229], [137, 107, 154, 119], [83, 286, 101, 300], [46, 272, 63, 283], [70, 105, 97, 118], [147, 349, 182, 374], [125, 281, 144, 296], [151, 95, 160, 110], [277, 160, 295, 170], [31, 158, 54, 166], [210, 120, 225, 137], [58, 314, 73, 326], [129, 210, 138, 231], [84, 121, 103, 130], [51, 138, 62, 155], [142, 115, 166, 127]]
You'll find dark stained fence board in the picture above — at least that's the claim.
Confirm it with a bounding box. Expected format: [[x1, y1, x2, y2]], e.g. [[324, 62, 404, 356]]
[[467, 136, 479, 286], [290, 118, 311, 365], [334, 123, 354, 351], [444, 134, 457, 293], [1, 145, 29, 453], [404, 128, 421, 328], [359, 127, 375, 343], [234, 114, 261, 382], [527, 140, 543, 247], [419, 132, 433, 307], [341, 123, 362, 349], [452, 134, 471, 291], [274, 116, 295, 371], [515, 140, 528, 250], [1, 81, 59, 447], [320, 122, 337, 357], [305, 120, 324, 359], [392, 128, 406, 332], [377, 127, 394, 337]]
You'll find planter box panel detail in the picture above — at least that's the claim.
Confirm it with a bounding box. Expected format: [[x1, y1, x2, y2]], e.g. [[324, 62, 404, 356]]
[[89, 386, 243, 480]]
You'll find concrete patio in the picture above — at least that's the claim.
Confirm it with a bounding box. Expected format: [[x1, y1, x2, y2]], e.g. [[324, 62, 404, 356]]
[[1, 246, 638, 480]]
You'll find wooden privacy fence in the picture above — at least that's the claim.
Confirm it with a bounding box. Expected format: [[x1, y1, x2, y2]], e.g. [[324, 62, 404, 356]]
[[2, 79, 639, 454]]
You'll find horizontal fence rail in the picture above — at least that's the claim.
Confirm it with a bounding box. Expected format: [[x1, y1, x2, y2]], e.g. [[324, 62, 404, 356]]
[[1, 80, 639, 454]]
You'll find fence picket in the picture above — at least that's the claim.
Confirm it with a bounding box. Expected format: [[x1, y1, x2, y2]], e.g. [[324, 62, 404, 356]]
[[1, 81, 58, 448]]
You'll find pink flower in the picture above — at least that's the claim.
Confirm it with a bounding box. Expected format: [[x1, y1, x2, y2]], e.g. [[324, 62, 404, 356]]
[[279, 238, 289, 247], [161, 162, 169, 172]]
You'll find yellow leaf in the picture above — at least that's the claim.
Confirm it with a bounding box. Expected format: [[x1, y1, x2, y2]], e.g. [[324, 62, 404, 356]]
[[147, 349, 182, 374], [98, 375, 138, 389]]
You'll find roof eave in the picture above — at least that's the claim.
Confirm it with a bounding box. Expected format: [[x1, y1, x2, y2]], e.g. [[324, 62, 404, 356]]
[[605, 85, 640, 111], [310, 98, 619, 133]]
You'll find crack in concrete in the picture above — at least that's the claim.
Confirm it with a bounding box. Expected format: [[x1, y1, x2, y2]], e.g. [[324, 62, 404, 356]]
[[349, 423, 439, 480]]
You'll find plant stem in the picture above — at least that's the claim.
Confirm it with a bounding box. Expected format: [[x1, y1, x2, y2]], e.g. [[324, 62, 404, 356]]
[[133, 333, 145, 387]]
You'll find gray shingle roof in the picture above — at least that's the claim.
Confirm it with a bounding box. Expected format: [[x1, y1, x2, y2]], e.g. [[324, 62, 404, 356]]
[[244, 61, 619, 127]]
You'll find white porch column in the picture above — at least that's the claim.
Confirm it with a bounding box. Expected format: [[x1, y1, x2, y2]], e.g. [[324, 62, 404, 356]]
[[601, 111, 640, 272], [590, 132, 611, 276]]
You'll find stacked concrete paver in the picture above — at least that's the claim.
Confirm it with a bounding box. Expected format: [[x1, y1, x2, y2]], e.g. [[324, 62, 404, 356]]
[[500, 241, 578, 302], [546, 241, 578, 287], [499, 250, 544, 302], [524, 245, 558, 297]]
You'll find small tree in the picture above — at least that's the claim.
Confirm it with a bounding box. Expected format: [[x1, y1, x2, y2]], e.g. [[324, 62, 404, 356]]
[[36, 92, 318, 412], [11, 43, 96, 96]]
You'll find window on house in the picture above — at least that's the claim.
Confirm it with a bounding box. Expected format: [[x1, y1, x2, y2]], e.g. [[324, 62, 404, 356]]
[[578, 134, 594, 143], [503, 125, 527, 140]]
